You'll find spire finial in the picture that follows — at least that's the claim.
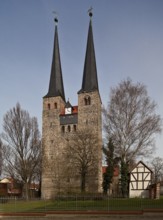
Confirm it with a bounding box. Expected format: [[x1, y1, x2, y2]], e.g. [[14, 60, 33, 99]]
[[88, 7, 93, 18], [52, 11, 58, 25]]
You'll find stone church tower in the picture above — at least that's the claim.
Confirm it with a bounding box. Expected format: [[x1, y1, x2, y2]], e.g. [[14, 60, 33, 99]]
[[41, 14, 102, 199]]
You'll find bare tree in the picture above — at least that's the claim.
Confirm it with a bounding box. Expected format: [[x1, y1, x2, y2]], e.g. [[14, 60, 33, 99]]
[[65, 128, 99, 193], [150, 157, 163, 183], [1, 103, 41, 199], [103, 78, 162, 163], [103, 79, 162, 196]]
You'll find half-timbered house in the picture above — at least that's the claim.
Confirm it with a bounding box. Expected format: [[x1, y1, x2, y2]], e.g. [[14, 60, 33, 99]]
[[129, 161, 153, 198]]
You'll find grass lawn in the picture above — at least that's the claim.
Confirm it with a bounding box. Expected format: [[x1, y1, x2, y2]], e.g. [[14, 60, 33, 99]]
[[0, 197, 163, 213]]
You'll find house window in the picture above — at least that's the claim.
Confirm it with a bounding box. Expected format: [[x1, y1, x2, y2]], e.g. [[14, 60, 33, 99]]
[[54, 102, 57, 109], [48, 103, 51, 110]]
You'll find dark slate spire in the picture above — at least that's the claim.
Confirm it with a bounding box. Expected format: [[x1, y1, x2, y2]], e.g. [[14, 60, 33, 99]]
[[78, 12, 99, 94], [44, 18, 65, 101]]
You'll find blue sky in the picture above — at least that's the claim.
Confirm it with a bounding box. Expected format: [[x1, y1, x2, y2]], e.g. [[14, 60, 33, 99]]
[[0, 0, 163, 158]]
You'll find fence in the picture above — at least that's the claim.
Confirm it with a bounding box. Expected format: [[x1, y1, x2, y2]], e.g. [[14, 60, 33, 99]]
[[0, 195, 163, 214]]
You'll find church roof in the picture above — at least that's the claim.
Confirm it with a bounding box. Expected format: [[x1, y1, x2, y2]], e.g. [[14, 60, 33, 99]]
[[78, 16, 99, 94], [65, 100, 72, 108], [60, 105, 78, 116], [44, 21, 65, 101]]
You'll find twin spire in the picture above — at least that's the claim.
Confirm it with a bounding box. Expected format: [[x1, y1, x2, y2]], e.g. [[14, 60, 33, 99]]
[[78, 17, 99, 94], [44, 18, 65, 100], [44, 13, 99, 100]]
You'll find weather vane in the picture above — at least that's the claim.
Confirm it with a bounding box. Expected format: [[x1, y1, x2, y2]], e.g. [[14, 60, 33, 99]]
[[88, 6, 93, 17], [52, 11, 58, 24]]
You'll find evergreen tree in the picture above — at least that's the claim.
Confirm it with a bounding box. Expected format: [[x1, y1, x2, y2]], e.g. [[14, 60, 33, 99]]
[[102, 138, 115, 195], [120, 159, 129, 197]]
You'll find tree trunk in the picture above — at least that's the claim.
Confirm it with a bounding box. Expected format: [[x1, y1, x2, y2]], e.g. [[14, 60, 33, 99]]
[[121, 159, 129, 198], [81, 172, 86, 193], [24, 181, 29, 200]]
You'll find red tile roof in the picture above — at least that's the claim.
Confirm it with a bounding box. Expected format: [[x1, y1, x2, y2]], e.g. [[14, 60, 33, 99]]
[[102, 165, 119, 177], [60, 106, 78, 115]]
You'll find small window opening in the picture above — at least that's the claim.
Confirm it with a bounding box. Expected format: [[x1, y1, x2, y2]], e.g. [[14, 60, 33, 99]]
[[62, 126, 65, 133], [54, 102, 57, 109], [68, 125, 71, 132], [73, 125, 77, 132], [84, 96, 91, 105], [84, 98, 87, 105], [48, 103, 51, 110], [88, 96, 91, 105]]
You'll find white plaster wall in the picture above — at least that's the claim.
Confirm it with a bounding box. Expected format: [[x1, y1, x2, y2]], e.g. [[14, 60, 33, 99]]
[[129, 189, 149, 198]]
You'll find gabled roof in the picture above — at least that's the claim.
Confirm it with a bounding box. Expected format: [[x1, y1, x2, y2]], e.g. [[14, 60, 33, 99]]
[[44, 23, 65, 101], [129, 161, 153, 173], [78, 17, 99, 94], [0, 178, 11, 183]]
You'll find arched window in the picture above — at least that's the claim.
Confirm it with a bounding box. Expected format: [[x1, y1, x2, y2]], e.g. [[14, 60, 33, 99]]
[[68, 125, 71, 132], [84, 97, 87, 105], [73, 124, 77, 132], [61, 126, 65, 133], [54, 102, 57, 109], [48, 103, 51, 110], [84, 96, 91, 105]]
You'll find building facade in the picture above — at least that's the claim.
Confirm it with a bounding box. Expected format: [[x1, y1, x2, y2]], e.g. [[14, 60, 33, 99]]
[[41, 14, 102, 199], [129, 161, 153, 198]]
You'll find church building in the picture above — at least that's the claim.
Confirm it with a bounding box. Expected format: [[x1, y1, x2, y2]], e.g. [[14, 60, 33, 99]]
[[41, 13, 102, 199]]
